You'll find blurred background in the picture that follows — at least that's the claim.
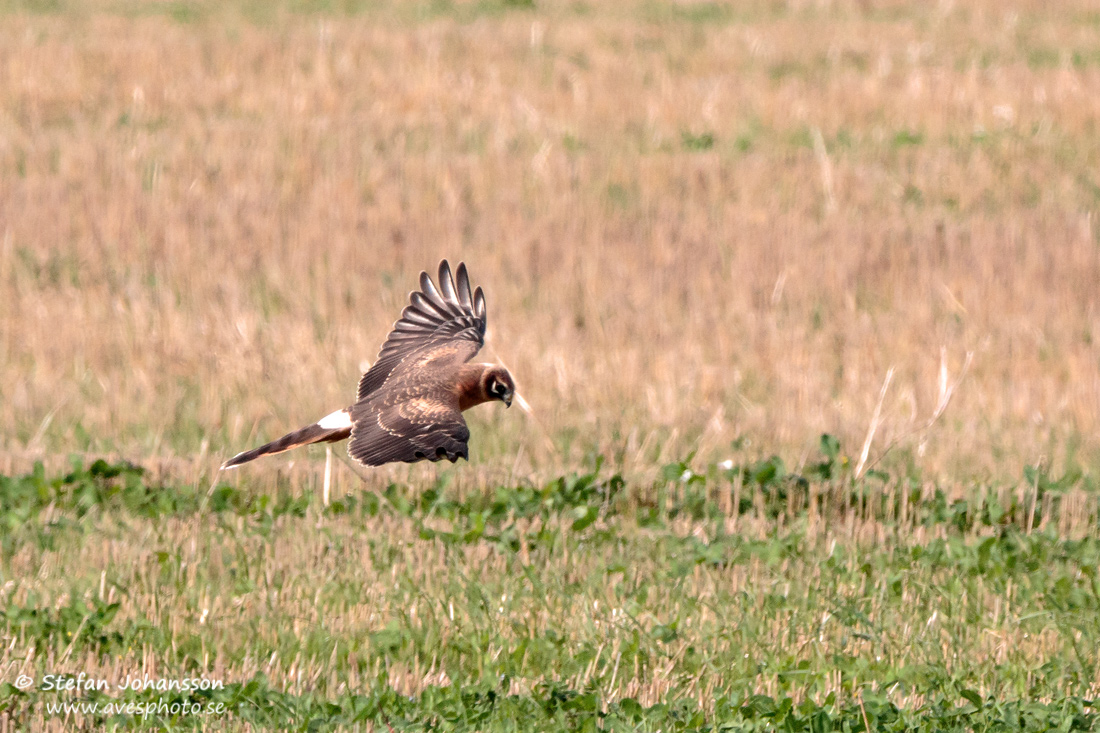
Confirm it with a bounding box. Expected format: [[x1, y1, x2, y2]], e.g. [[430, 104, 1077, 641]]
[[1, 0, 1098, 485]]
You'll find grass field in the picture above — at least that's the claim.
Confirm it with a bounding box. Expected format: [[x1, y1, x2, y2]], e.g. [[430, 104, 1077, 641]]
[[1, 0, 1099, 729]]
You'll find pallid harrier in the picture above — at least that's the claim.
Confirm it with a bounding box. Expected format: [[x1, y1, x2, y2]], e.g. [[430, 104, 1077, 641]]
[[223, 260, 514, 470]]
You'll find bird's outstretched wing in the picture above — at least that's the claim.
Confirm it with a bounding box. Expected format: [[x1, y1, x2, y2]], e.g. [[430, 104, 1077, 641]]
[[348, 397, 470, 466], [357, 260, 487, 401]]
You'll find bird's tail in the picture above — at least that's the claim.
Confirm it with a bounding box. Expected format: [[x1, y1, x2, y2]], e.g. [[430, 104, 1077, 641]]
[[222, 409, 353, 469]]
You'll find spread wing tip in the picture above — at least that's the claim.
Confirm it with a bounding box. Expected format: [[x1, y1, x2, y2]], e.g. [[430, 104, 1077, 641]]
[[473, 286, 486, 321], [357, 259, 488, 400], [438, 260, 457, 302], [455, 262, 473, 309]]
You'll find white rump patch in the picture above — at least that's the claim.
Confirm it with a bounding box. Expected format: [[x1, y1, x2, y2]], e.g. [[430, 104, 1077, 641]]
[[317, 409, 353, 430]]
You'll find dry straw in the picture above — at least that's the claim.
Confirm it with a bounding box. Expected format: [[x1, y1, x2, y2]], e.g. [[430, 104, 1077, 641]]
[[0, 1, 1098, 486]]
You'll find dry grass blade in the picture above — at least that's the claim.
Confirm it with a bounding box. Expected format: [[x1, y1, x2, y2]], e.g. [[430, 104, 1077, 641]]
[[811, 126, 836, 216], [861, 348, 975, 477], [855, 366, 894, 479]]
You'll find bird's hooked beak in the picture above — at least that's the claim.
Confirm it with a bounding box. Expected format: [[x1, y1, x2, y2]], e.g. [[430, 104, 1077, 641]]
[[504, 392, 513, 408]]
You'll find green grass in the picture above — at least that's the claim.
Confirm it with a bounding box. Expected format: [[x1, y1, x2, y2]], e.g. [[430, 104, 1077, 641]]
[[1, 450, 1098, 730]]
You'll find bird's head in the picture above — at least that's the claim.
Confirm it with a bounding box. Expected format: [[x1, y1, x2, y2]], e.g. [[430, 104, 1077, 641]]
[[482, 366, 515, 408]]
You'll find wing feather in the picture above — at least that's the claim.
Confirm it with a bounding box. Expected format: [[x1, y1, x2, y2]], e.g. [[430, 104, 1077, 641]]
[[438, 260, 459, 303], [409, 291, 450, 320], [357, 260, 487, 401], [348, 398, 470, 466], [474, 286, 486, 320], [397, 309, 437, 328], [455, 263, 473, 310]]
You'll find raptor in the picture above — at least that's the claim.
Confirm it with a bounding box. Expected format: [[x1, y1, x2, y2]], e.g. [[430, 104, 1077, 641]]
[[223, 260, 514, 469]]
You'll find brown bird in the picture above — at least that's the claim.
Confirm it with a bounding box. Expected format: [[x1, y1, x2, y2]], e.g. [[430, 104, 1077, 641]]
[[222, 260, 515, 470]]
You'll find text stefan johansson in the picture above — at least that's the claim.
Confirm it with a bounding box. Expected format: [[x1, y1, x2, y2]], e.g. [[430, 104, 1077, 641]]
[[41, 674, 224, 693]]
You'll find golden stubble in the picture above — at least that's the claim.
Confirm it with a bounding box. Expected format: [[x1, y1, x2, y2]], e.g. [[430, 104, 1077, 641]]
[[0, 1, 1098, 485]]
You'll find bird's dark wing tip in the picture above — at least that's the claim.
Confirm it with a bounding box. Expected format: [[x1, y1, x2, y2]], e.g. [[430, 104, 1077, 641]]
[[356, 260, 489, 401]]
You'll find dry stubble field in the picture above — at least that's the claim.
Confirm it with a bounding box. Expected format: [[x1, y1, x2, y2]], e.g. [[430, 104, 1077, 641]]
[[1, 1, 1100, 730]]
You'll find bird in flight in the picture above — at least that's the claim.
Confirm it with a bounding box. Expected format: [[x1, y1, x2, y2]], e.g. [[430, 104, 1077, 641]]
[[223, 260, 514, 470]]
